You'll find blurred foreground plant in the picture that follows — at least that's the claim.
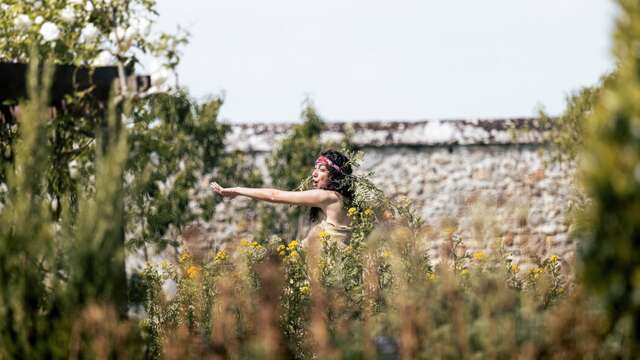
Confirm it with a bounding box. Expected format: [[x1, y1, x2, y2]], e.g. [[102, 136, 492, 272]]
[[578, 0, 640, 355]]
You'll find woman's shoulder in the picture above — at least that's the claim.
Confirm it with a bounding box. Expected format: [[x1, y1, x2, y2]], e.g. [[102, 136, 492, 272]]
[[315, 189, 342, 203]]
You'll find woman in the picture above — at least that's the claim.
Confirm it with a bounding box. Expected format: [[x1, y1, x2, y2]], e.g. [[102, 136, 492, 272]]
[[210, 149, 353, 246]]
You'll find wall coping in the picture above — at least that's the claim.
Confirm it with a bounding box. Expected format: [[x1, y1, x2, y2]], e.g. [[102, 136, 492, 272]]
[[225, 118, 551, 152]]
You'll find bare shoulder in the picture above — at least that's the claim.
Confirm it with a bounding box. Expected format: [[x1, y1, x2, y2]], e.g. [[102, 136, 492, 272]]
[[308, 189, 341, 203], [325, 190, 345, 205]]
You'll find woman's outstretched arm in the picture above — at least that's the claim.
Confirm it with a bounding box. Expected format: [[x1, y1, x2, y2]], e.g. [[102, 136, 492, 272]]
[[210, 182, 338, 207]]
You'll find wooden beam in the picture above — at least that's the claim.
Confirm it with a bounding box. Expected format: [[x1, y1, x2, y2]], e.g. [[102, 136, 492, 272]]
[[0, 62, 151, 105]]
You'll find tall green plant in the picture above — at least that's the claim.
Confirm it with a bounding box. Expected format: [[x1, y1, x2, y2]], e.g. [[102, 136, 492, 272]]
[[0, 56, 57, 358], [0, 0, 189, 191], [538, 79, 609, 163], [0, 54, 140, 358], [579, 0, 640, 353], [124, 91, 231, 250]]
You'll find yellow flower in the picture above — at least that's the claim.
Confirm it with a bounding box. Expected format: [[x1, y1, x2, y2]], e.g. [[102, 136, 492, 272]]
[[289, 250, 299, 259], [187, 265, 200, 279], [509, 263, 520, 274], [250, 241, 259, 248], [277, 244, 286, 252], [382, 250, 391, 258], [279, 250, 286, 256], [426, 272, 437, 282], [347, 207, 357, 217], [549, 255, 559, 264], [528, 267, 544, 279], [160, 260, 170, 269], [299, 285, 310, 295], [364, 208, 374, 217], [473, 251, 486, 262], [240, 239, 250, 247], [443, 225, 457, 236], [178, 251, 192, 264], [318, 231, 330, 240], [215, 250, 228, 262], [460, 268, 470, 277], [287, 240, 298, 250]]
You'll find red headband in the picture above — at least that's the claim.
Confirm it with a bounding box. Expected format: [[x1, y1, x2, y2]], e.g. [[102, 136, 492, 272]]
[[315, 156, 344, 174]]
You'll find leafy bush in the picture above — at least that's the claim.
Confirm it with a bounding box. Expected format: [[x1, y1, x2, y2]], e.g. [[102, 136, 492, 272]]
[[578, 0, 640, 354]]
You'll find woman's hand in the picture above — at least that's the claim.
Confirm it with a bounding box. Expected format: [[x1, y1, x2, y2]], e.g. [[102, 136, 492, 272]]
[[209, 181, 237, 198]]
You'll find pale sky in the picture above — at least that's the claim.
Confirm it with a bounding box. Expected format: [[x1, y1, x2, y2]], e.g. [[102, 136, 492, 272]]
[[152, 0, 617, 123]]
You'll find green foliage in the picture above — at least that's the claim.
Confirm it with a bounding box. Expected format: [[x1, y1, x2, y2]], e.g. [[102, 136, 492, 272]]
[[0, 57, 58, 359], [135, 219, 600, 359], [579, 0, 640, 352], [0, 0, 204, 253], [0, 0, 186, 68], [268, 103, 325, 192], [0, 56, 140, 358], [124, 90, 230, 249], [538, 80, 608, 163], [3, 1, 639, 358]]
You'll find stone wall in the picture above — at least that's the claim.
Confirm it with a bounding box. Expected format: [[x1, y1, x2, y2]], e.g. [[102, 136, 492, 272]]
[[196, 118, 577, 267], [131, 118, 577, 272], [361, 144, 576, 266]]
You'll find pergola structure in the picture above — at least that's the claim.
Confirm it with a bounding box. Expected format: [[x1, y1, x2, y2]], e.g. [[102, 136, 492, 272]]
[[0, 62, 151, 122], [0, 62, 152, 318]]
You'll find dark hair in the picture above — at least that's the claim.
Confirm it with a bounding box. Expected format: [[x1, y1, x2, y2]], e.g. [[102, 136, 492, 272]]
[[309, 149, 353, 222]]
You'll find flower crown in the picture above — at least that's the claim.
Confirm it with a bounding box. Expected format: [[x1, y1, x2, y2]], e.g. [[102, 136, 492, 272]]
[[315, 155, 346, 175]]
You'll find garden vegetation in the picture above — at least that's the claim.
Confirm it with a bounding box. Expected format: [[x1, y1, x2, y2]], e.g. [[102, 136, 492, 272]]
[[1, 0, 640, 358]]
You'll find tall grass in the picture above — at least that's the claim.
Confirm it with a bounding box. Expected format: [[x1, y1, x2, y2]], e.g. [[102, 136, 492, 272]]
[[5, 1, 640, 356], [0, 59, 629, 359], [0, 55, 139, 358]]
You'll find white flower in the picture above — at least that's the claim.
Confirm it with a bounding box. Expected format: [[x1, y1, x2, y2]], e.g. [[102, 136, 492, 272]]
[[92, 50, 115, 66], [51, 197, 59, 211], [68, 160, 79, 179], [132, 17, 151, 37], [151, 66, 169, 87], [1, 4, 10, 11], [109, 26, 134, 51], [39, 22, 60, 42], [125, 26, 137, 40], [0, 183, 8, 193], [34, 16, 44, 25], [108, 28, 118, 43], [149, 152, 160, 166], [79, 23, 99, 43], [148, 118, 162, 129], [60, 7, 76, 23], [155, 180, 166, 194], [14, 15, 32, 32], [145, 72, 171, 94], [69, 0, 84, 5], [124, 172, 135, 185], [85, 1, 94, 12]]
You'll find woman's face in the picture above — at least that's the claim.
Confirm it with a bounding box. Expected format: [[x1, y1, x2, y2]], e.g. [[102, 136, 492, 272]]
[[312, 163, 330, 189]]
